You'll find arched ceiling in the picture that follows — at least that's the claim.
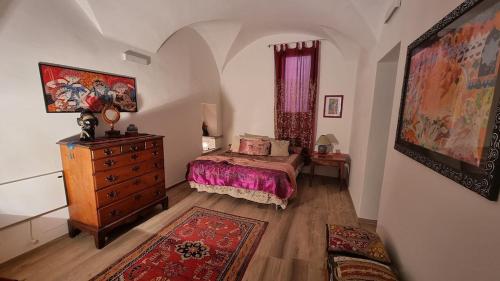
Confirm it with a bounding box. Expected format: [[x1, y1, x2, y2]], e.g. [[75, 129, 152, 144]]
[[76, 0, 392, 71]]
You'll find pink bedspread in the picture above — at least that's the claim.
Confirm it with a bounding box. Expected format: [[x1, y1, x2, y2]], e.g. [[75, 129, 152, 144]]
[[186, 153, 300, 200]]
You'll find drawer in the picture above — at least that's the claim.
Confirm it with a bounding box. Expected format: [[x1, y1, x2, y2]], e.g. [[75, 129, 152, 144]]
[[94, 159, 164, 190], [312, 158, 342, 166], [93, 147, 164, 172], [92, 146, 121, 159], [145, 139, 162, 150], [149, 148, 163, 160], [122, 142, 146, 153], [98, 185, 166, 226], [96, 171, 165, 208]]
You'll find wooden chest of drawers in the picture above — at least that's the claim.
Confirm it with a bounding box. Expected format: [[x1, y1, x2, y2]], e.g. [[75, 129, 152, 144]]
[[58, 134, 167, 249]]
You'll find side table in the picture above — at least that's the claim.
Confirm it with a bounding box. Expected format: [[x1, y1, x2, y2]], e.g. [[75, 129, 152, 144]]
[[309, 152, 350, 189]]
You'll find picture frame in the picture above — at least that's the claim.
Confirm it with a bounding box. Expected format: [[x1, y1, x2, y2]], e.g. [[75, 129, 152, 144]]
[[39, 62, 138, 113], [394, 0, 500, 200], [323, 95, 343, 118]]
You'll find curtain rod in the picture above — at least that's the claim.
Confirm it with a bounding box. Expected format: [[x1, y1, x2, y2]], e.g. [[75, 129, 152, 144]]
[[267, 38, 326, 48]]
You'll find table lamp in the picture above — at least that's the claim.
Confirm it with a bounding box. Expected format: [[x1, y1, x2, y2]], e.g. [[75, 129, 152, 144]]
[[326, 133, 340, 153], [316, 135, 331, 154]]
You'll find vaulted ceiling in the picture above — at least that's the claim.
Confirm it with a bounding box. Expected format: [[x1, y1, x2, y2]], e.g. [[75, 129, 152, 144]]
[[76, 0, 392, 70]]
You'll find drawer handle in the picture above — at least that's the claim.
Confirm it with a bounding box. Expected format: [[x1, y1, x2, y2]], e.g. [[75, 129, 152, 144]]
[[154, 190, 162, 197], [109, 209, 121, 217], [154, 162, 161, 169], [132, 165, 140, 172], [152, 142, 158, 148], [104, 159, 116, 167], [105, 175, 118, 182], [131, 154, 139, 160], [134, 194, 142, 201], [107, 190, 118, 198], [152, 151, 159, 157], [154, 175, 160, 181], [133, 178, 141, 185], [104, 148, 113, 156], [130, 145, 140, 152]]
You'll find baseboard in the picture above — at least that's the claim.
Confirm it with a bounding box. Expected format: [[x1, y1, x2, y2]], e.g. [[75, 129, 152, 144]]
[[166, 180, 187, 190], [358, 218, 377, 227]]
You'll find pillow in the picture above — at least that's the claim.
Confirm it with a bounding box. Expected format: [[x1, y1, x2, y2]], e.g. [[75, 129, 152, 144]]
[[327, 224, 391, 264], [244, 133, 271, 140], [238, 138, 271, 156], [230, 135, 242, 152], [332, 256, 398, 281], [270, 140, 289, 156]]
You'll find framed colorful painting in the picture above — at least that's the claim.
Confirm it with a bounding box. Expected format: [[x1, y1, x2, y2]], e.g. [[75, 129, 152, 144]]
[[395, 0, 500, 200], [323, 95, 343, 118], [39, 63, 137, 113]]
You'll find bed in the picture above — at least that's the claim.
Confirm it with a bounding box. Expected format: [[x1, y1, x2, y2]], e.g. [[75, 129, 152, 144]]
[[186, 151, 304, 209]]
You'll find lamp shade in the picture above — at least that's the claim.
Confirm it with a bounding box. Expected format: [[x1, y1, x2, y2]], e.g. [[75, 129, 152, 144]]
[[326, 133, 339, 145], [316, 135, 331, 145]]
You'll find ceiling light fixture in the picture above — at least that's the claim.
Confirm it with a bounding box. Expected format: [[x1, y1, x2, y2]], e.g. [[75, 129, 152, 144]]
[[122, 50, 151, 65]]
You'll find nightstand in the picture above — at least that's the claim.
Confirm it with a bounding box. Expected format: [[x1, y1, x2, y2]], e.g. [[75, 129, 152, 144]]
[[309, 152, 350, 189]]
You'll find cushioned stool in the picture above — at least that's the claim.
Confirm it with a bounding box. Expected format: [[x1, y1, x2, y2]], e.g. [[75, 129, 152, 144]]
[[326, 224, 399, 281]]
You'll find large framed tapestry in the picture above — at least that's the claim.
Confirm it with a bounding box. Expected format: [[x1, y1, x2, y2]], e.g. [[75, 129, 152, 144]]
[[39, 63, 137, 113], [395, 0, 500, 200]]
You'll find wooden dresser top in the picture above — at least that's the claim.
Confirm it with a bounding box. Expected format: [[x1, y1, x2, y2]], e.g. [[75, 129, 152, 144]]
[[57, 134, 163, 149]]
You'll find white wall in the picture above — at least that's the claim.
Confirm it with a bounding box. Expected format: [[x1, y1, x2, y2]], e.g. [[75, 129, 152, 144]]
[[349, 0, 500, 280], [221, 34, 358, 155], [347, 51, 378, 211], [0, 173, 65, 219], [0, 0, 220, 263], [359, 49, 399, 220]]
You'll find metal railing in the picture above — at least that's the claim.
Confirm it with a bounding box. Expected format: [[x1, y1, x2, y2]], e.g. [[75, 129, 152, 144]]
[[0, 170, 68, 232], [0, 170, 63, 186]]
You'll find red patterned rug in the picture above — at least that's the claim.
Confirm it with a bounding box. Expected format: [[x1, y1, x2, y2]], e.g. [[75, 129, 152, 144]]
[[92, 207, 268, 281]]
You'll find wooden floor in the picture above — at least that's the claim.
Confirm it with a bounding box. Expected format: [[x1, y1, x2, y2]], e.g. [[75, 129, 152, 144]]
[[0, 175, 361, 281]]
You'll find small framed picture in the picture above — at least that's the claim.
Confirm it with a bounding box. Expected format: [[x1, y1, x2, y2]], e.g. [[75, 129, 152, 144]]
[[323, 95, 343, 118]]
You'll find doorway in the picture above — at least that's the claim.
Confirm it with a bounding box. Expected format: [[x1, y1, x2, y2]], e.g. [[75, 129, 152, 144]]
[[360, 43, 401, 220]]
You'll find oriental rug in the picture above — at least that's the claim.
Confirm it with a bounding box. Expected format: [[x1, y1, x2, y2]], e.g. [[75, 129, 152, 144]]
[[91, 207, 268, 281]]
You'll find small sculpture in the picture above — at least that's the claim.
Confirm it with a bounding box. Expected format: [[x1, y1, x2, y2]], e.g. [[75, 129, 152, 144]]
[[77, 110, 99, 141], [202, 122, 209, 136], [125, 124, 139, 136]]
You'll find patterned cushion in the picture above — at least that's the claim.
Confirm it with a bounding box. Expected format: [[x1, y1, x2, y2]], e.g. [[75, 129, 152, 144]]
[[239, 138, 271, 156], [332, 256, 398, 281], [230, 135, 242, 152], [270, 140, 290, 156], [327, 224, 391, 264]]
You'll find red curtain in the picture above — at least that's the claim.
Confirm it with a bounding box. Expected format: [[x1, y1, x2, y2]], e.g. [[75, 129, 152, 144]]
[[274, 41, 320, 154]]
